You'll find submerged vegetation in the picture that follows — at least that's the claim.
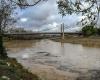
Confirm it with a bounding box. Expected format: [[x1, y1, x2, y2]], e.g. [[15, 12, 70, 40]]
[[0, 58, 40, 80]]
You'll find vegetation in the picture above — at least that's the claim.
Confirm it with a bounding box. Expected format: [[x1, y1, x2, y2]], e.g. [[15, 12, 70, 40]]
[[6, 27, 33, 33], [0, 0, 44, 58], [57, 0, 100, 26], [97, 28, 100, 35], [82, 25, 96, 36], [57, 0, 100, 36], [0, 58, 40, 80], [0, 0, 44, 80], [81, 25, 100, 36]]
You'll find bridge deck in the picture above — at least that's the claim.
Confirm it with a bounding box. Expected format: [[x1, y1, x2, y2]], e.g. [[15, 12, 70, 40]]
[[4, 32, 82, 35]]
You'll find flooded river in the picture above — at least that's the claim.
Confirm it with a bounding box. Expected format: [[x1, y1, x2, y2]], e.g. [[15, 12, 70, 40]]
[[5, 39, 100, 80]]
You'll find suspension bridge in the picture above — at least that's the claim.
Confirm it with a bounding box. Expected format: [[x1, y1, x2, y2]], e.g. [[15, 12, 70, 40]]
[[4, 24, 82, 39]]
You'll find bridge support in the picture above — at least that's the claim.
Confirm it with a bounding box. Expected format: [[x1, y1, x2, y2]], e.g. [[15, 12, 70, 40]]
[[61, 23, 64, 40]]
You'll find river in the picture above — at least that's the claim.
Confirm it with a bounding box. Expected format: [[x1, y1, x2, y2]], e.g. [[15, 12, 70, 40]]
[[5, 39, 100, 80]]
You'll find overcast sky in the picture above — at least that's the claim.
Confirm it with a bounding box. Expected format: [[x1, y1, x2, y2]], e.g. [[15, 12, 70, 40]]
[[15, 0, 91, 32]]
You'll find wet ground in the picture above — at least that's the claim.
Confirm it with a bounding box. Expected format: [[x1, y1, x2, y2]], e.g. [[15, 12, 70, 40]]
[[5, 39, 100, 80]]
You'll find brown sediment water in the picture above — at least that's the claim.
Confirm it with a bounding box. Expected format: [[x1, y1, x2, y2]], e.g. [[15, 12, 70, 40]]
[[4, 39, 100, 80]]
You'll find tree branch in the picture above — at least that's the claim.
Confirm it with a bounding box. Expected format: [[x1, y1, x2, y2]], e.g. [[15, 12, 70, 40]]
[[11, 0, 42, 7]]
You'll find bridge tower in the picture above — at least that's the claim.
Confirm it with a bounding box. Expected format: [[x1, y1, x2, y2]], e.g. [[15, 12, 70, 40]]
[[61, 23, 64, 39]]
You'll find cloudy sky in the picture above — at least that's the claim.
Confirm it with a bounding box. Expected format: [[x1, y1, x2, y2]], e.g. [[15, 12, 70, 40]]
[[15, 0, 87, 32]]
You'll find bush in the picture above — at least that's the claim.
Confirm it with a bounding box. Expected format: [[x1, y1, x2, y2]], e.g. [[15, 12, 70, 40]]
[[97, 28, 100, 35], [82, 25, 97, 36]]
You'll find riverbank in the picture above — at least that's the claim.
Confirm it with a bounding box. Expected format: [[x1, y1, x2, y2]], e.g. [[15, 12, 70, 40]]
[[51, 36, 100, 47], [0, 58, 40, 80]]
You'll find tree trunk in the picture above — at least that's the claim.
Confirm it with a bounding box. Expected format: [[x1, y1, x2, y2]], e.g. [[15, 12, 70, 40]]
[[0, 27, 7, 59]]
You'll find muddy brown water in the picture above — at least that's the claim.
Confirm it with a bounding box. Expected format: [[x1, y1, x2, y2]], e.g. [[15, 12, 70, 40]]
[[5, 39, 100, 80]]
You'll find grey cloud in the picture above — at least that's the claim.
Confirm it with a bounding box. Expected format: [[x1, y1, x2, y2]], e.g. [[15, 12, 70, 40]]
[[15, 0, 85, 31]]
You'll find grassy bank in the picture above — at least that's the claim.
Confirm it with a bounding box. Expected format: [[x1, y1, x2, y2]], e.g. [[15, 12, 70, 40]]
[[52, 36, 100, 47], [0, 58, 40, 80]]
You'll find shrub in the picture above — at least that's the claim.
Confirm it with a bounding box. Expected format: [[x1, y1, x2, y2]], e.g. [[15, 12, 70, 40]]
[[82, 25, 97, 36], [97, 28, 100, 35]]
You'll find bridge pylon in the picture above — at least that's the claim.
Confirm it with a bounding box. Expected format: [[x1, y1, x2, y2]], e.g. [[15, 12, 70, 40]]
[[61, 23, 64, 39]]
